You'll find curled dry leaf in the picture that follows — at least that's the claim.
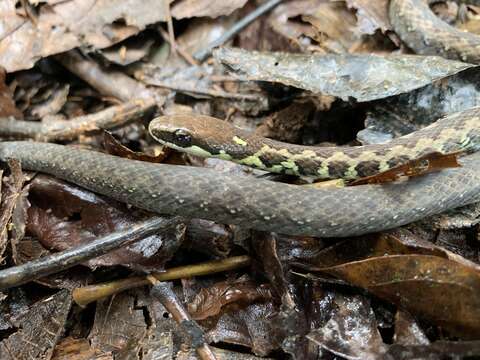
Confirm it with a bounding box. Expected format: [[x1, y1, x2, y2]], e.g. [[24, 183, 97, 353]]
[[103, 131, 170, 163], [214, 47, 475, 102], [188, 279, 271, 320], [0, 0, 169, 72]]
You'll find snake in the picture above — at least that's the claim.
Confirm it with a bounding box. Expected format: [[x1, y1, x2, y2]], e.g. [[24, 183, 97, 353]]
[[149, 111, 480, 180], [1, 0, 480, 237], [389, 0, 480, 63]]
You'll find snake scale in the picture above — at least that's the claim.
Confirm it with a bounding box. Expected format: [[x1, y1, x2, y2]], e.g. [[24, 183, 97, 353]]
[[1, 0, 480, 237]]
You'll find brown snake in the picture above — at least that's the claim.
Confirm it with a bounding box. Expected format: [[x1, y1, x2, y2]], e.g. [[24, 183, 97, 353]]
[[389, 0, 480, 63], [0, 0, 480, 237]]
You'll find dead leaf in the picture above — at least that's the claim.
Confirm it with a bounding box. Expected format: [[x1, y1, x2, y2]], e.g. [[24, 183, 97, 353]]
[[103, 131, 169, 163], [0, 290, 72, 359], [52, 337, 111, 360], [307, 293, 388, 359], [346, 0, 391, 34], [205, 302, 279, 356], [0, 67, 22, 118], [350, 151, 462, 186], [188, 279, 271, 320], [394, 310, 429, 346], [27, 175, 185, 271], [171, 0, 248, 19], [0, 0, 169, 72], [0, 160, 28, 261], [214, 47, 475, 102], [317, 255, 480, 339]]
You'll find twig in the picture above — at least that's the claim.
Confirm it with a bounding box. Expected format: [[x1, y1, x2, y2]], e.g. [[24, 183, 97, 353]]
[[193, 0, 283, 62], [56, 50, 162, 103], [72, 255, 251, 306], [149, 81, 265, 101], [149, 279, 217, 360], [166, 2, 177, 57], [0, 216, 182, 290], [0, 99, 156, 141], [157, 27, 198, 66]]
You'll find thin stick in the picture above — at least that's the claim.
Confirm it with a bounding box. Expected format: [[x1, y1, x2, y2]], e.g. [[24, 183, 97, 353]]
[[165, 2, 177, 57], [72, 255, 251, 307], [193, 0, 283, 62], [149, 279, 217, 360], [0, 216, 182, 290]]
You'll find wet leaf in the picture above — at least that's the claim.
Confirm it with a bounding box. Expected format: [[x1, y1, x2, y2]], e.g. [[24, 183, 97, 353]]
[[384, 341, 480, 360], [214, 47, 475, 102]]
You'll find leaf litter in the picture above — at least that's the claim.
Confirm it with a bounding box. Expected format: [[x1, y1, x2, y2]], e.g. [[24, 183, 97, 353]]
[[0, 0, 480, 359]]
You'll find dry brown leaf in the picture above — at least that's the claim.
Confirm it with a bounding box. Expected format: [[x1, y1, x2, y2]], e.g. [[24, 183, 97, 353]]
[[318, 255, 480, 339], [171, 0, 247, 19], [302, 1, 359, 52], [0, 0, 169, 72], [0, 68, 23, 118], [103, 131, 170, 163], [350, 151, 462, 186], [52, 337, 111, 360], [188, 279, 271, 320], [346, 0, 391, 34]]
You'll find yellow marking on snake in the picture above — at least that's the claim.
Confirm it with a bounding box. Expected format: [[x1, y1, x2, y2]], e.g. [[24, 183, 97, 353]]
[[187, 145, 213, 158], [240, 155, 264, 168], [233, 136, 248, 146], [218, 150, 233, 160]]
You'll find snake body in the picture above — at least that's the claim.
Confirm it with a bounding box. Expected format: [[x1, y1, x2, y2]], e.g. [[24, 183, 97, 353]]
[[0, 1, 480, 237], [389, 0, 480, 63], [2, 141, 480, 237], [149, 110, 480, 180]]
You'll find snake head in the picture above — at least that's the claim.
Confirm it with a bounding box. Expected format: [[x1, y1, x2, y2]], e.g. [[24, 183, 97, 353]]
[[149, 114, 250, 158]]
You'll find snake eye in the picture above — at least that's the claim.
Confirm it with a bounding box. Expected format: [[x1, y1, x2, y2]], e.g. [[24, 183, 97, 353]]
[[173, 129, 192, 147]]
